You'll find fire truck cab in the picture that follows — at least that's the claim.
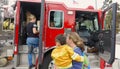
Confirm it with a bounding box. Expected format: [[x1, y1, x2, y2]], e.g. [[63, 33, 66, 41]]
[[13, 0, 117, 69]]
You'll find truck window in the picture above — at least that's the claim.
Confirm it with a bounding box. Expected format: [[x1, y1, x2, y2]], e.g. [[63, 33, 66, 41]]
[[104, 10, 112, 30], [49, 11, 63, 28], [80, 16, 99, 32]]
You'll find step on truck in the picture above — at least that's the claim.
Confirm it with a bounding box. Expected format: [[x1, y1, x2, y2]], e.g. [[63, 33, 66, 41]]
[[12, 0, 118, 69]]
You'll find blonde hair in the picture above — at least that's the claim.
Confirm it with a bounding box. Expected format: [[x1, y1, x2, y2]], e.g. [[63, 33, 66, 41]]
[[68, 32, 85, 52], [29, 14, 36, 21]]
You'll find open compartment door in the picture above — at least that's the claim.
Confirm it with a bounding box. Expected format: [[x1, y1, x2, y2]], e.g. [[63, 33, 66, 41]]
[[98, 3, 117, 64]]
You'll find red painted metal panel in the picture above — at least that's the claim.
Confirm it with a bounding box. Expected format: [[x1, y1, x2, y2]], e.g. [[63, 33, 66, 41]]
[[44, 3, 75, 48], [97, 10, 103, 28], [45, 4, 66, 48], [14, 1, 20, 54], [97, 10, 104, 29]]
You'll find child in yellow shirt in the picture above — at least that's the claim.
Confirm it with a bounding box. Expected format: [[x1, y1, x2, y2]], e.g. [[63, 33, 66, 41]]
[[51, 34, 84, 69]]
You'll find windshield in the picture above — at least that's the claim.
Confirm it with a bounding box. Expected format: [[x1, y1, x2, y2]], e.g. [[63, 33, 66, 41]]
[[80, 15, 99, 32], [75, 11, 99, 33]]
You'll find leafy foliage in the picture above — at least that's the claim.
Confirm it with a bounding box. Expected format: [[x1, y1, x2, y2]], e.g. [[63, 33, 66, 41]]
[[116, 11, 120, 33], [105, 8, 120, 33]]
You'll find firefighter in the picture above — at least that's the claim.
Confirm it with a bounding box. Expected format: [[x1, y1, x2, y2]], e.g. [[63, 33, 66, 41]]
[[26, 14, 39, 69]]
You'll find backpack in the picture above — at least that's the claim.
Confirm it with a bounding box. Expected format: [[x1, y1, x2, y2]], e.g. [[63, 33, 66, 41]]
[[82, 52, 90, 69]]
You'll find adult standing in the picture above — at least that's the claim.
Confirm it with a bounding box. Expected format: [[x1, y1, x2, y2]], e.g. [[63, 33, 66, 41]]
[[26, 14, 39, 69]]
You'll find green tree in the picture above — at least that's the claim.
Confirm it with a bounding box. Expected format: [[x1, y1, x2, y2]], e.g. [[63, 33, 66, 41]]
[[116, 11, 120, 33], [102, 0, 120, 33], [105, 5, 120, 33]]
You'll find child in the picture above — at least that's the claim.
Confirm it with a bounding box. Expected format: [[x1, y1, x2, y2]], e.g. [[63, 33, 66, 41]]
[[66, 32, 90, 69], [51, 34, 84, 69]]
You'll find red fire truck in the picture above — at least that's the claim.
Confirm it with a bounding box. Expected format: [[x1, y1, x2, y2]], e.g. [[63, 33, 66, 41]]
[[12, 0, 117, 69]]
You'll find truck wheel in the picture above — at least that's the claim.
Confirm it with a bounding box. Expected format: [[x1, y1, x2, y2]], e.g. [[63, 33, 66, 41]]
[[42, 53, 55, 69]]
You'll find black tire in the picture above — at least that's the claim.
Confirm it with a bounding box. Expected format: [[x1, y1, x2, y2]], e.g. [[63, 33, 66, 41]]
[[42, 52, 54, 69]]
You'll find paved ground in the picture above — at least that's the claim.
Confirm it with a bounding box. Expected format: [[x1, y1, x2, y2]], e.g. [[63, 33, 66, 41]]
[[0, 47, 112, 69]]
